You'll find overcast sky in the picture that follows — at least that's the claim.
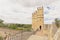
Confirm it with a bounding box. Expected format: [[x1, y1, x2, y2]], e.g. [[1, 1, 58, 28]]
[[0, 0, 60, 24]]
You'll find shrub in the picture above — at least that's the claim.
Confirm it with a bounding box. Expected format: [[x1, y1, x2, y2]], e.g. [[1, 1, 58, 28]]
[[8, 24, 17, 29], [0, 36, 3, 40], [16, 27, 23, 30]]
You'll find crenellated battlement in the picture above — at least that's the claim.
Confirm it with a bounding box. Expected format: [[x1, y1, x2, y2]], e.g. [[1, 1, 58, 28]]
[[32, 6, 44, 31]]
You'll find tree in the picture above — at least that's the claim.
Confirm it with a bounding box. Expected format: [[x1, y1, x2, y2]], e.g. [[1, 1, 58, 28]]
[[0, 19, 4, 27], [0, 19, 3, 23], [55, 18, 60, 28]]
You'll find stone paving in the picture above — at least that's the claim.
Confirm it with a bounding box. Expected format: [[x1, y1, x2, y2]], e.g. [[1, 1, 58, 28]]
[[27, 30, 48, 40], [27, 35, 48, 40], [35, 30, 49, 36], [28, 28, 60, 40]]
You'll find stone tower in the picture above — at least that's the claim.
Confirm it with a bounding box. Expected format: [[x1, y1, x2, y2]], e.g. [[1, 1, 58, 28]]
[[32, 7, 44, 31]]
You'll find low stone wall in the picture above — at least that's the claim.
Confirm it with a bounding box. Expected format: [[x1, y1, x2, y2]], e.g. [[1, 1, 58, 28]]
[[6, 31, 33, 40]]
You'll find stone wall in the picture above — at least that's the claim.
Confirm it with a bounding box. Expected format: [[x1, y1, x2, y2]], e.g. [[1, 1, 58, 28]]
[[6, 31, 33, 40]]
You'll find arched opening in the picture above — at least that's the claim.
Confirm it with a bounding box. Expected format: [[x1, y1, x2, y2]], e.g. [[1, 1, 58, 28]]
[[39, 26, 41, 30]]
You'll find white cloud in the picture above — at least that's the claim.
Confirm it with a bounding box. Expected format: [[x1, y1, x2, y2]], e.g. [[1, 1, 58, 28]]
[[0, 0, 36, 24], [17, 0, 57, 7], [0, 0, 60, 24], [44, 0, 60, 24]]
